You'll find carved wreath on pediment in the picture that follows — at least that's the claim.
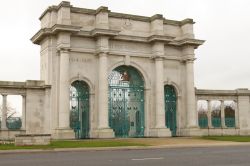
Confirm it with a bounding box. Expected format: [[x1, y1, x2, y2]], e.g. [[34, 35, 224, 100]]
[[122, 19, 132, 30]]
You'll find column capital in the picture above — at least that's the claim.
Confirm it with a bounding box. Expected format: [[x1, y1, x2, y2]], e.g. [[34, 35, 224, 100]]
[[96, 51, 108, 57], [57, 47, 71, 53], [151, 56, 164, 61], [182, 58, 196, 63], [1, 93, 8, 97], [220, 100, 225, 104]]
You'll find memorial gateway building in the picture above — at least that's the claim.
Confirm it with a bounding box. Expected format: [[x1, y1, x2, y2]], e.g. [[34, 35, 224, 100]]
[[1, 1, 250, 139]]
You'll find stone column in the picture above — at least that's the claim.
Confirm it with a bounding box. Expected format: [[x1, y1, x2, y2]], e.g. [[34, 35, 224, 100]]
[[58, 49, 70, 129], [151, 42, 171, 137], [234, 100, 239, 128], [220, 100, 226, 128], [186, 59, 198, 128], [155, 57, 165, 128], [98, 52, 109, 129], [59, 50, 69, 128], [1, 94, 7, 130], [95, 52, 114, 138], [207, 100, 212, 128], [21, 95, 26, 130], [56, 49, 74, 139]]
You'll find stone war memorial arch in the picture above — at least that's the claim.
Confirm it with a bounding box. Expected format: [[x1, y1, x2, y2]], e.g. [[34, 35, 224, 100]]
[[1, 1, 250, 140]]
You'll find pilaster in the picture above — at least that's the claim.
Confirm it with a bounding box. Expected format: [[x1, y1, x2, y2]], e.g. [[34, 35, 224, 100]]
[[1, 94, 7, 130], [237, 92, 250, 135], [207, 100, 212, 128], [57, 1, 71, 25], [92, 36, 114, 138], [55, 48, 74, 139], [220, 100, 226, 128], [183, 46, 198, 131], [150, 41, 171, 137], [95, 6, 109, 29], [181, 18, 195, 39], [150, 14, 164, 35], [234, 100, 239, 128], [21, 95, 26, 130]]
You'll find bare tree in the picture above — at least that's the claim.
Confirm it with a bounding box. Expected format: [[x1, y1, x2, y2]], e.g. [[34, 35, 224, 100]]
[[0, 102, 17, 118]]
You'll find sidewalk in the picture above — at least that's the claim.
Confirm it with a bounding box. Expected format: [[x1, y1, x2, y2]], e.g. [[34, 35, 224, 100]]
[[1, 137, 250, 154]]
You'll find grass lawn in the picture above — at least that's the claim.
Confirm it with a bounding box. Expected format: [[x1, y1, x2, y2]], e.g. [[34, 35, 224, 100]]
[[0, 139, 148, 150], [202, 136, 250, 142]]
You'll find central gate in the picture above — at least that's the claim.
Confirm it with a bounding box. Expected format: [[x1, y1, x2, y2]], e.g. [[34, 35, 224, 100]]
[[108, 66, 144, 137]]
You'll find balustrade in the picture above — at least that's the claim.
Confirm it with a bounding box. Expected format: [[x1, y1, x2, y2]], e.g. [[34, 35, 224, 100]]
[[197, 99, 237, 129]]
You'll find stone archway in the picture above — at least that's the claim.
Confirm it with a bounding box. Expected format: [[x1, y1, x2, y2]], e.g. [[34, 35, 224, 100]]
[[164, 85, 177, 136], [70, 80, 90, 139], [108, 65, 145, 137]]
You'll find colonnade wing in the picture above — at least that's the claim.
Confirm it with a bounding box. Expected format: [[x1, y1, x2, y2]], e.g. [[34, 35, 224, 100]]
[[196, 89, 240, 130]]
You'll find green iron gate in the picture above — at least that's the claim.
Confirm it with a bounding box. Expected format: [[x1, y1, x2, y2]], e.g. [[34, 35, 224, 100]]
[[108, 66, 144, 137], [70, 80, 90, 139], [164, 85, 177, 136]]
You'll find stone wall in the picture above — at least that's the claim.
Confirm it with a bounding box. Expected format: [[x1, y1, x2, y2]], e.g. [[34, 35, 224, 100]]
[[15, 134, 51, 146], [0, 80, 51, 139]]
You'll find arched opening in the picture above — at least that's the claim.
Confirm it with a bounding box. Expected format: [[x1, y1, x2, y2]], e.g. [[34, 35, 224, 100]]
[[211, 100, 221, 128], [70, 80, 90, 139], [164, 85, 177, 136], [108, 65, 144, 137], [224, 100, 236, 128], [197, 100, 208, 128]]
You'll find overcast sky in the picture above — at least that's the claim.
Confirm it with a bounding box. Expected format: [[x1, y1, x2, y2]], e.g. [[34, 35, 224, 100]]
[[0, 0, 250, 90]]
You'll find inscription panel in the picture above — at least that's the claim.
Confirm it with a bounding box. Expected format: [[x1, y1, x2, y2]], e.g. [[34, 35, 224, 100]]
[[69, 57, 92, 63], [109, 40, 151, 54]]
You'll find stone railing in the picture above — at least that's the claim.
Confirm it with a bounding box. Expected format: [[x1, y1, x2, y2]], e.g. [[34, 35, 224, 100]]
[[0, 80, 51, 139], [196, 88, 250, 135]]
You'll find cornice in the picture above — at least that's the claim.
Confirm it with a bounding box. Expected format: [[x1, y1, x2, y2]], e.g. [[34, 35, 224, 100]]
[[195, 89, 239, 97], [39, 6, 57, 20], [0, 81, 51, 90], [90, 28, 120, 37], [31, 24, 81, 44], [113, 35, 148, 43], [148, 35, 175, 43], [95, 6, 110, 14], [180, 18, 195, 26], [195, 88, 250, 99], [39, 1, 71, 20], [195, 88, 250, 96], [32, 26, 205, 48], [169, 38, 205, 48], [150, 14, 164, 21], [39, 1, 196, 28]]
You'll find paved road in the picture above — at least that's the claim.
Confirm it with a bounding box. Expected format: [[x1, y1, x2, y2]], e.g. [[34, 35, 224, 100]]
[[1, 146, 250, 166]]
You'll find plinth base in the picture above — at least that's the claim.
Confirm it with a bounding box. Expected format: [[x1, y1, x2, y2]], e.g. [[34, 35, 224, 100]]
[[53, 128, 75, 139], [149, 128, 172, 137], [180, 127, 202, 136], [90, 128, 115, 138]]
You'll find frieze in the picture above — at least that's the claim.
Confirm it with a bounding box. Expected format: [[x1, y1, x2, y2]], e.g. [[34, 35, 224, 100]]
[[69, 57, 92, 63]]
